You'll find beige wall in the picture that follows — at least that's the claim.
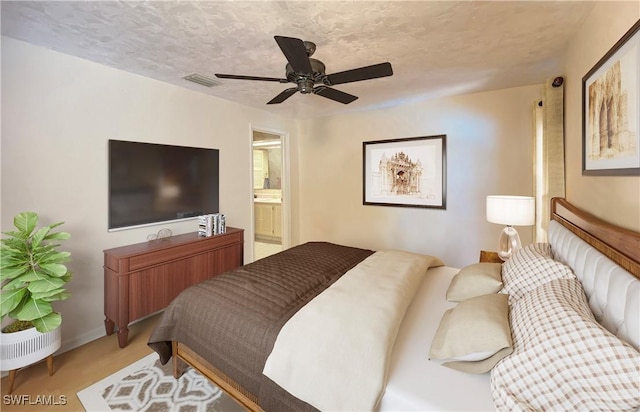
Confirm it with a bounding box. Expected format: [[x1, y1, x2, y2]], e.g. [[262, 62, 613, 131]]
[[3, 1, 637, 357], [0, 37, 297, 351], [564, 2, 640, 231], [297, 85, 542, 268]]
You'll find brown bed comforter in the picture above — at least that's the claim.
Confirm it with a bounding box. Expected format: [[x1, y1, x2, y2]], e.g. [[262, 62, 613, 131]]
[[148, 241, 374, 411]]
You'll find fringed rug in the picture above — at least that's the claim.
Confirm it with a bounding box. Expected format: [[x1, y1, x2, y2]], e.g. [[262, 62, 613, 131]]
[[77, 353, 244, 411]]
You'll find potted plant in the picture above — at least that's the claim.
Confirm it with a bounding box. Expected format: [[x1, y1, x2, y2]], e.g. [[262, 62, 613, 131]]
[[0, 211, 71, 384]]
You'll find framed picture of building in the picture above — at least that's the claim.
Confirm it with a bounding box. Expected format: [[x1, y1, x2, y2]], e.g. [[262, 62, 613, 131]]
[[363, 135, 446, 209], [582, 20, 640, 176]]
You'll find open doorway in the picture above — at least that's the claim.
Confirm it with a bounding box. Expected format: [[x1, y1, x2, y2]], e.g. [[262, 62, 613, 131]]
[[252, 129, 286, 260]]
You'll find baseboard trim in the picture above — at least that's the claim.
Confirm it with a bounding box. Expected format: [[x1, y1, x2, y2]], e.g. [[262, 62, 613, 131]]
[[60, 326, 106, 355]]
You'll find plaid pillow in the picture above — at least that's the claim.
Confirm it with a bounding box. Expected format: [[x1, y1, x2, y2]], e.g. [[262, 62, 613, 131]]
[[491, 278, 640, 411], [501, 243, 576, 302]]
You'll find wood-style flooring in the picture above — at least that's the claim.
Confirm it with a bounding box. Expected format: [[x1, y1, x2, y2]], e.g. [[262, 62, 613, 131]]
[[1, 314, 160, 412]]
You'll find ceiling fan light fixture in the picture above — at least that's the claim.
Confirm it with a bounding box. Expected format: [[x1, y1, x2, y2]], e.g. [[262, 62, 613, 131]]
[[298, 78, 315, 94], [183, 73, 220, 88]]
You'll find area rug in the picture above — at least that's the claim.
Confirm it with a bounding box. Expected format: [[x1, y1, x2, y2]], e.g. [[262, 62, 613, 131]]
[[77, 353, 245, 411]]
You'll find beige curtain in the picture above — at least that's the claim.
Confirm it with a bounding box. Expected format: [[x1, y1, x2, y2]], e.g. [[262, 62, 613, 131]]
[[534, 77, 566, 242]]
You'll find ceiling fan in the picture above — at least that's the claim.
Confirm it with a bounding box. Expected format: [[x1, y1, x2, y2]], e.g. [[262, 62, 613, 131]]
[[215, 36, 393, 105]]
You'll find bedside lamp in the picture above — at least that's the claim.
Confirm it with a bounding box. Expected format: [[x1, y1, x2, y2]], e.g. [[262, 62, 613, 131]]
[[486, 195, 535, 261]]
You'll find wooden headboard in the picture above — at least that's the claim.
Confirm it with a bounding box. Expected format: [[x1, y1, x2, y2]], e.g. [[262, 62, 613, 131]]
[[551, 198, 640, 279]]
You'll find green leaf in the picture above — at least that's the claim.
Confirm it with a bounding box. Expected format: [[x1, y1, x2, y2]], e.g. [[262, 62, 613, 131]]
[[60, 272, 72, 283], [13, 298, 53, 321], [48, 222, 65, 230], [1, 251, 27, 264], [27, 277, 66, 293], [44, 231, 70, 241], [30, 288, 65, 300], [30, 226, 51, 249], [41, 291, 70, 302], [0, 243, 27, 255], [14, 212, 38, 236], [32, 246, 57, 262], [31, 312, 61, 333], [39, 263, 68, 277], [37, 251, 71, 265], [1, 230, 28, 241], [0, 265, 29, 281], [0, 288, 27, 318], [33, 244, 65, 261], [2, 277, 26, 290], [1, 230, 23, 239], [14, 269, 45, 283], [40, 251, 71, 264]]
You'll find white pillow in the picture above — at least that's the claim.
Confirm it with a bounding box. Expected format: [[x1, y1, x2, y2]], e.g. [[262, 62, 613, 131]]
[[446, 262, 503, 302], [429, 293, 512, 374]]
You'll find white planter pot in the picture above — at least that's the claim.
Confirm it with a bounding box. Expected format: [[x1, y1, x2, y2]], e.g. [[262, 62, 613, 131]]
[[1, 325, 61, 371]]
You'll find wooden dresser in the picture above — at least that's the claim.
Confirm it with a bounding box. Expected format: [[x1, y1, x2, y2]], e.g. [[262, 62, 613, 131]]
[[103, 228, 244, 348]]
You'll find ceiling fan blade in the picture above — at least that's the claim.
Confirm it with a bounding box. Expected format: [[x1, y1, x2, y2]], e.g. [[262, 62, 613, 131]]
[[215, 73, 287, 83], [267, 87, 298, 105], [326, 62, 393, 86], [274, 36, 313, 75], [313, 86, 358, 104]]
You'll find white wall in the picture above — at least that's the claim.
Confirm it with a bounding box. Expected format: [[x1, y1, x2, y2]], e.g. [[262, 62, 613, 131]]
[[0, 37, 297, 351], [564, 2, 640, 231], [297, 85, 542, 268]]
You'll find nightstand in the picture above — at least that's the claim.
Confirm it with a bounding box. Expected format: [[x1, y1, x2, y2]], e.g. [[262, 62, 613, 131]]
[[479, 250, 503, 264]]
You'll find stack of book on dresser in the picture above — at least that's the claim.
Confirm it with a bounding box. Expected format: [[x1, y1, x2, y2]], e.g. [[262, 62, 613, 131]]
[[198, 213, 226, 237]]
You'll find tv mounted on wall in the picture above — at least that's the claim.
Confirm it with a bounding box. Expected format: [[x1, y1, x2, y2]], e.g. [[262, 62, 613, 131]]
[[108, 140, 219, 230]]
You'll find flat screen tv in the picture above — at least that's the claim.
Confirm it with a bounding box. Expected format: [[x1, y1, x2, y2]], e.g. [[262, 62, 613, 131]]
[[108, 140, 219, 230]]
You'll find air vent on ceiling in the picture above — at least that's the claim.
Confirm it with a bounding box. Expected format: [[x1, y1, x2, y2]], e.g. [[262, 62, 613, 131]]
[[183, 73, 220, 88]]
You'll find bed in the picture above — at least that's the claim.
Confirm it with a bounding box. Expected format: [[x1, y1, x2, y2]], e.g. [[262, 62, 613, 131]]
[[148, 198, 640, 411]]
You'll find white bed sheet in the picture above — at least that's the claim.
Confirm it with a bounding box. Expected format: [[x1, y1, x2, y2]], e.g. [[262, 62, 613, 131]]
[[379, 266, 495, 412]]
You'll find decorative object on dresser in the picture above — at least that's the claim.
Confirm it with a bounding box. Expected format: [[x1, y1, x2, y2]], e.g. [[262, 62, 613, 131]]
[[103, 228, 243, 348], [146, 228, 173, 241], [0, 211, 72, 393], [582, 19, 640, 176], [486, 195, 535, 260], [363, 135, 446, 209], [198, 213, 226, 237]]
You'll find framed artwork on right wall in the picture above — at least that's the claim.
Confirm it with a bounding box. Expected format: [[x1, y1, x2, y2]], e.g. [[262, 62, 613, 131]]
[[582, 19, 640, 176]]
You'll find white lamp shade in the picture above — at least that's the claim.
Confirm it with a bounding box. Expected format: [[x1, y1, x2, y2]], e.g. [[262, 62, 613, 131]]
[[486, 195, 535, 226]]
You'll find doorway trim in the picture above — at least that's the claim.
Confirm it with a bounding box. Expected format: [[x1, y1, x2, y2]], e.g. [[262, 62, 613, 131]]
[[249, 124, 290, 261]]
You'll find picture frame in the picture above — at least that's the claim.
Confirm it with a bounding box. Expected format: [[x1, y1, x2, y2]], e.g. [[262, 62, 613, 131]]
[[363, 135, 446, 209], [582, 20, 640, 176]]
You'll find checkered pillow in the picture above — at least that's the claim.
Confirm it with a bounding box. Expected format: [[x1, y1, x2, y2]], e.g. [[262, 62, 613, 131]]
[[501, 243, 576, 301], [491, 278, 640, 411]]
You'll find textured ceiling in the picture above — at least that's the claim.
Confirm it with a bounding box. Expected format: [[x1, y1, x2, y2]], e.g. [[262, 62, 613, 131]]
[[1, 1, 594, 119]]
